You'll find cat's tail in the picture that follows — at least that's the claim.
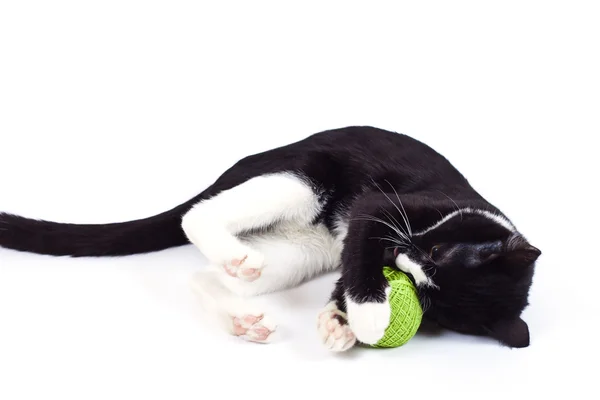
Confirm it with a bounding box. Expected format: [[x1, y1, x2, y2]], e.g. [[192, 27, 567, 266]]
[[0, 195, 204, 257]]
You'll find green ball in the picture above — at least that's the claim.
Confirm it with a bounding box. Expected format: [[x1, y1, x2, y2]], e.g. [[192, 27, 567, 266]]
[[370, 266, 423, 348]]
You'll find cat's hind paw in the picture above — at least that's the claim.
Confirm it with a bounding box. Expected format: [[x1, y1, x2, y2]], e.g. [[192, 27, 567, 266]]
[[317, 302, 356, 352], [223, 249, 265, 282], [231, 313, 277, 343]]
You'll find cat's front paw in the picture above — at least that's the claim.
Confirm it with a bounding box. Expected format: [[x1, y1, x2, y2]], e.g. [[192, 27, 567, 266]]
[[345, 292, 391, 345], [317, 302, 356, 352]]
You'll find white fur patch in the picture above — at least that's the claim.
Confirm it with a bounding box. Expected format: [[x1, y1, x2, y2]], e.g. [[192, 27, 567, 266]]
[[220, 223, 341, 296], [413, 207, 515, 236], [331, 213, 349, 258], [395, 253, 436, 288], [181, 172, 322, 266], [345, 289, 391, 345]]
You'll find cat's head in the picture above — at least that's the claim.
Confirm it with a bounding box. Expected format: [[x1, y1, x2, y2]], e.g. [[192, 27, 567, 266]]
[[395, 209, 541, 348]]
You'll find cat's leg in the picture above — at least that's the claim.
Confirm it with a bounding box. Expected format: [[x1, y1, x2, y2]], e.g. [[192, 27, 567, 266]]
[[191, 270, 278, 343], [192, 223, 341, 343], [317, 277, 357, 352], [218, 222, 341, 297], [339, 193, 406, 346], [181, 172, 322, 282]]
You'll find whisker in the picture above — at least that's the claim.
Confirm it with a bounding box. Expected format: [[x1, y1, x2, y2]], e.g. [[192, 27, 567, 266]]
[[381, 207, 410, 239], [369, 236, 407, 247], [436, 190, 463, 222], [411, 243, 437, 265], [354, 215, 402, 235], [384, 179, 413, 237], [369, 178, 412, 238], [432, 206, 444, 219], [374, 203, 406, 238], [383, 234, 408, 244], [418, 292, 432, 313], [353, 214, 409, 241]]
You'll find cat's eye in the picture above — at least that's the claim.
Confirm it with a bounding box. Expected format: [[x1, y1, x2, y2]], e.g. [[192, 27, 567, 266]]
[[430, 244, 442, 259]]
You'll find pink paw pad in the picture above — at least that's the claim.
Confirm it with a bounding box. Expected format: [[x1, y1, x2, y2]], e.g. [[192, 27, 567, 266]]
[[222, 253, 264, 282], [317, 308, 356, 352], [230, 255, 248, 267], [232, 314, 276, 343]]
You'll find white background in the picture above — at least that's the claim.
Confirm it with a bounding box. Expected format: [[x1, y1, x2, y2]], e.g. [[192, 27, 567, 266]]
[[1, 1, 598, 399]]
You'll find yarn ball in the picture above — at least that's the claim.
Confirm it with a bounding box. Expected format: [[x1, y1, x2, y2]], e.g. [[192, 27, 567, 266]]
[[370, 266, 423, 348]]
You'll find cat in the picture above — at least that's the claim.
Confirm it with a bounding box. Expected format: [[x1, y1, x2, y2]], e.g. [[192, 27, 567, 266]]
[[0, 126, 541, 351]]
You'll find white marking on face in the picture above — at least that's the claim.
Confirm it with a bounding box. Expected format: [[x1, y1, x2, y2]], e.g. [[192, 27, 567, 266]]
[[395, 253, 436, 288], [413, 207, 515, 237]]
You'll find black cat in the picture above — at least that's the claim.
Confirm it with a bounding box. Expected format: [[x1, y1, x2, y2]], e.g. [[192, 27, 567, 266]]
[[0, 126, 540, 350]]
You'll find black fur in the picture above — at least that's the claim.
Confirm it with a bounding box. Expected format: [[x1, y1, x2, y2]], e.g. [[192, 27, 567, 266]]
[[0, 126, 540, 347]]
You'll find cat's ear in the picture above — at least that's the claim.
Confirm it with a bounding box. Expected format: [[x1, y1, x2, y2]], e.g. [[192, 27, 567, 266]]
[[505, 246, 541, 268], [486, 317, 530, 348], [504, 234, 542, 268]]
